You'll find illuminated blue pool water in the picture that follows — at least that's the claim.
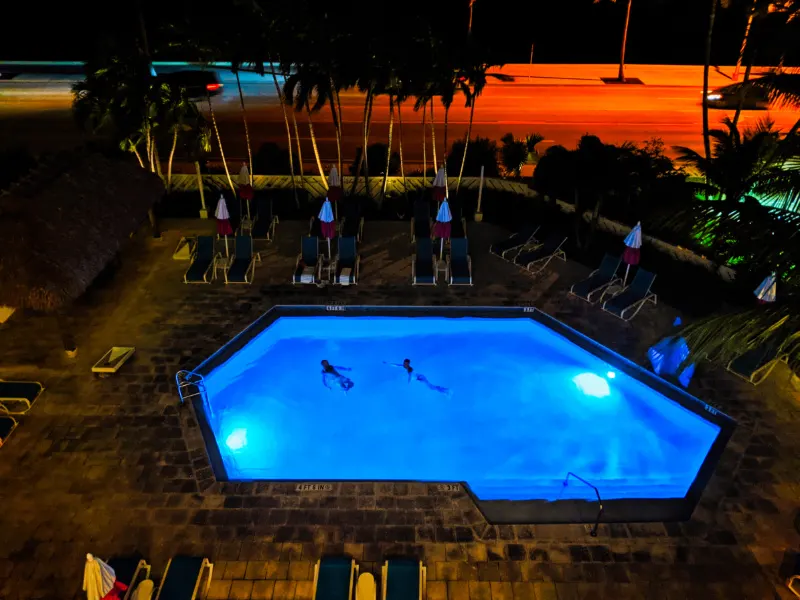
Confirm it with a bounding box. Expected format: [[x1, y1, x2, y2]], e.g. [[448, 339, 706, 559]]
[[201, 316, 721, 502]]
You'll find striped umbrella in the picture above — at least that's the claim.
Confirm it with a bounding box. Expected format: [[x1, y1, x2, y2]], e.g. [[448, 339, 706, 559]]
[[432, 167, 447, 203], [83, 553, 127, 600], [238, 163, 253, 216], [622, 222, 642, 286], [433, 199, 452, 259], [754, 272, 777, 303], [215, 194, 233, 257], [319, 198, 336, 258]]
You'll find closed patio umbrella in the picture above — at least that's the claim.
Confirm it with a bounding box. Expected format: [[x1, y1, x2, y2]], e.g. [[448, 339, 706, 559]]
[[754, 272, 777, 303], [327, 167, 342, 219], [433, 198, 452, 259], [647, 317, 695, 388], [238, 163, 253, 218], [215, 194, 233, 257], [319, 198, 336, 258], [432, 167, 447, 203], [622, 222, 642, 286], [83, 553, 126, 600]]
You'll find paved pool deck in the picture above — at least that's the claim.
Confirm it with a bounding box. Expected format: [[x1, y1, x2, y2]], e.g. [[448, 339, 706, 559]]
[[0, 219, 798, 600]]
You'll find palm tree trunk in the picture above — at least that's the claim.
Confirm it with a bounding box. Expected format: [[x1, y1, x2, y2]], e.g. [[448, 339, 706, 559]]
[[329, 81, 343, 187], [382, 94, 394, 198], [618, 0, 632, 82], [270, 67, 299, 208], [703, 0, 718, 178], [207, 95, 236, 195], [443, 104, 450, 179], [154, 145, 163, 180], [290, 109, 304, 176], [131, 145, 145, 169], [335, 87, 344, 185], [733, 0, 757, 81], [195, 160, 207, 216], [364, 92, 375, 197], [397, 99, 407, 195], [235, 70, 253, 185], [430, 101, 438, 172], [457, 100, 476, 193], [351, 91, 372, 195], [306, 105, 327, 189], [732, 54, 754, 127], [422, 99, 427, 184], [167, 129, 178, 191]]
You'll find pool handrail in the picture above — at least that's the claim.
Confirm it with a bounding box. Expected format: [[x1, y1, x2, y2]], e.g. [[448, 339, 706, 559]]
[[563, 472, 604, 537]]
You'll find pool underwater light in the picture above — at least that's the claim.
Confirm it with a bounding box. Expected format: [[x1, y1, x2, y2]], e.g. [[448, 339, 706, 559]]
[[226, 428, 247, 451], [607, 371, 616, 379], [573, 373, 611, 398]]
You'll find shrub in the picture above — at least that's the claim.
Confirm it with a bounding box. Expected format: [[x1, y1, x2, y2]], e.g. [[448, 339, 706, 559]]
[[446, 137, 500, 177], [500, 133, 527, 177]]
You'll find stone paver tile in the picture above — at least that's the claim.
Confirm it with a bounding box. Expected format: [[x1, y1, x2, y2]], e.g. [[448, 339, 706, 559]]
[[510, 582, 535, 600], [281, 543, 303, 561], [295, 580, 314, 600], [265, 561, 290, 579], [436, 562, 459, 581], [427, 580, 447, 600], [468, 581, 491, 600], [225, 561, 249, 580], [532, 582, 558, 600], [343, 543, 363, 560], [425, 544, 447, 562], [246, 561, 268, 579], [289, 560, 312, 580], [448, 581, 470, 600], [251, 580, 276, 600], [465, 544, 488, 563], [207, 579, 233, 600], [273, 580, 297, 600], [490, 582, 512, 600], [553, 583, 579, 600], [229, 580, 255, 600]]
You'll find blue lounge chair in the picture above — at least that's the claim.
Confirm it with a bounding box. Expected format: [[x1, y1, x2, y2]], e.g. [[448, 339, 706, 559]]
[[339, 199, 364, 242], [0, 380, 44, 415], [293, 236, 322, 284], [490, 226, 540, 261], [183, 236, 216, 283], [309, 216, 323, 238], [412, 238, 436, 286], [0, 412, 18, 449], [727, 332, 790, 385], [107, 556, 151, 600], [154, 556, 213, 600], [312, 557, 358, 600], [251, 198, 278, 241], [334, 237, 360, 285], [410, 201, 431, 243], [514, 233, 567, 274], [601, 268, 657, 321], [224, 235, 260, 284], [569, 254, 622, 303], [447, 238, 472, 286], [447, 197, 467, 238], [381, 559, 426, 600]]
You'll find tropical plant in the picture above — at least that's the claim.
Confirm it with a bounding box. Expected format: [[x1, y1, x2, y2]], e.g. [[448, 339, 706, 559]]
[[446, 137, 500, 177], [500, 133, 528, 177]]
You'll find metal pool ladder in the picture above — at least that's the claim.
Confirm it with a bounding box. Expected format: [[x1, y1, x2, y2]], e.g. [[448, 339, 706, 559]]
[[563, 472, 604, 536], [176, 370, 208, 410]]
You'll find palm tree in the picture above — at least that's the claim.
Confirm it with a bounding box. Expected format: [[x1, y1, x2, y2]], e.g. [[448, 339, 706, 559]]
[[283, 64, 330, 188], [163, 87, 205, 191], [206, 93, 236, 195]]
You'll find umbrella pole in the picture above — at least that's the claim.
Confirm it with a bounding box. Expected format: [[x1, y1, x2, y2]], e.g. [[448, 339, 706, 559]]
[[623, 263, 630, 286], [327, 237, 331, 259], [440, 237, 444, 260], [225, 235, 229, 257]]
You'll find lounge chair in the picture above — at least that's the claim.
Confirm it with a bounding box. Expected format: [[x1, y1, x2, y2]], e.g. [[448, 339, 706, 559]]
[[514, 233, 567, 274], [447, 238, 472, 286], [334, 237, 360, 286], [309, 216, 322, 238], [106, 557, 151, 600], [447, 197, 467, 238], [381, 559, 426, 600], [569, 254, 622, 303], [312, 557, 358, 600], [251, 198, 278, 241], [0, 411, 18, 448], [601, 268, 657, 321], [340, 199, 364, 241], [154, 556, 213, 600], [490, 226, 540, 260], [410, 201, 431, 243], [293, 236, 323, 284], [92, 347, 136, 376], [224, 235, 260, 284], [0, 380, 45, 415], [412, 238, 436, 286], [183, 236, 217, 284], [727, 332, 790, 385]]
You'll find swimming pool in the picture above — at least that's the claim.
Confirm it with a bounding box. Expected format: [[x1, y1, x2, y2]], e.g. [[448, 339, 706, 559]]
[[190, 306, 734, 521]]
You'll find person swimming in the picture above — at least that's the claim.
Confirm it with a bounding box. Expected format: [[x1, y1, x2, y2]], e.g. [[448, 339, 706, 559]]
[[385, 359, 450, 395], [321, 360, 354, 393]]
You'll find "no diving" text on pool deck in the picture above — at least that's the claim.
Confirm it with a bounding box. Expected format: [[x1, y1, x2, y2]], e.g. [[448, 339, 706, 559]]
[[295, 483, 334, 492]]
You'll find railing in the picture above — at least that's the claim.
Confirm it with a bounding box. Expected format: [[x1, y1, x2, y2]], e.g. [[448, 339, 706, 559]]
[[563, 472, 604, 537], [175, 370, 208, 412]]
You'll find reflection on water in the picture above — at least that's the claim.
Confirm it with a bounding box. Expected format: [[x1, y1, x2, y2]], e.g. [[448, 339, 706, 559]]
[[202, 317, 720, 501]]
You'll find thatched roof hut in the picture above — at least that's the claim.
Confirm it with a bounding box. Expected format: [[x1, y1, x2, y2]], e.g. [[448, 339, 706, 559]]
[[0, 152, 164, 311]]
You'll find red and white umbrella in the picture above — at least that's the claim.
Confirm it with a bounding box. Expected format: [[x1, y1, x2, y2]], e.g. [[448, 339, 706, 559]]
[[215, 194, 234, 257], [319, 198, 336, 258], [83, 553, 127, 600], [432, 167, 447, 203], [622, 222, 642, 286], [238, 163, 254, 216], [433, 198, 452, 259], [754, 272, 777, 304], [327, 167, 342, 218]]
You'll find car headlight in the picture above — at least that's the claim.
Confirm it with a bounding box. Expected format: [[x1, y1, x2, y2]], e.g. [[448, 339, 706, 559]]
[[707, 94, 722, 101]]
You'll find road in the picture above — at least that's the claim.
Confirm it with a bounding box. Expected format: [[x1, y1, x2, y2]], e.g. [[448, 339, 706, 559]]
[[1, 64, 797, 171]]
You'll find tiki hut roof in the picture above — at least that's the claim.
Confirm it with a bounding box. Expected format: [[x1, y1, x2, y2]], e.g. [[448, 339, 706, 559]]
[[0, 152, 164, 311]]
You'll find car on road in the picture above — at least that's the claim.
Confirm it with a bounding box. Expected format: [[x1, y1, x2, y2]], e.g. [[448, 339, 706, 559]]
[[155, 70, 223, 99], [706, 78, 771, 110]]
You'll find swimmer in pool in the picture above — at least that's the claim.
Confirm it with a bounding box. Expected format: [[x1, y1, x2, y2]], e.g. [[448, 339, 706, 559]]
[[385, 359, 450, 395], [321, 360, 354, 393]]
